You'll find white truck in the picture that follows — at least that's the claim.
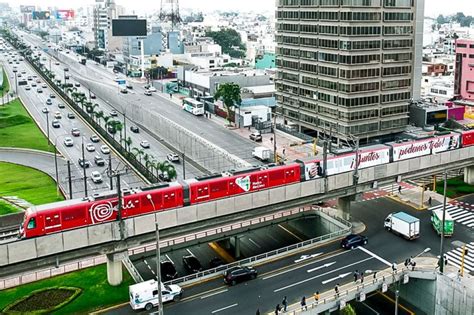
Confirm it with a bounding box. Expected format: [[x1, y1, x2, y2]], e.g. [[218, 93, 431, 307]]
[[129, 280, 183, 311], [252, 146, 271, 161], [384, 212, 420, 240]]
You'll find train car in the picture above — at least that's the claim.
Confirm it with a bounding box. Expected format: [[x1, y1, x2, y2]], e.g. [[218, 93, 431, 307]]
[[461, 130, 474, 147], [20, 184, 184, 239], [185, 163, 301, 204], [387, 133, 461, 162], [302, 145, 390, 180]]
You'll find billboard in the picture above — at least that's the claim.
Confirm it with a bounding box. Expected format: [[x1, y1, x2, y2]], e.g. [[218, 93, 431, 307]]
[[112, 19, 147, 36], [20, 5, 35, 13], [32, 11, 51, 20], [55, 10, 75, 20]]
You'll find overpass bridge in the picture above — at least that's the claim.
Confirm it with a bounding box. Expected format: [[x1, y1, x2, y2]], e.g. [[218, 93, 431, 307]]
[[1, 145, 474, 283]]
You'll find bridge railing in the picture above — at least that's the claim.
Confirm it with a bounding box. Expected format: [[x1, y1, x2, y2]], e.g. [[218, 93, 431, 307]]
[[163, 208, 352, 286]]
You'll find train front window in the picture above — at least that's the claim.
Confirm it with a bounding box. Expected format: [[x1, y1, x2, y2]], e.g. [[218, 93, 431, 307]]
[[27, 218, 36, 229]]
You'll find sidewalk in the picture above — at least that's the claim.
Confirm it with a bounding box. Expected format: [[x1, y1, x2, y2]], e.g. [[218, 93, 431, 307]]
[[387, 184, 450, 211]]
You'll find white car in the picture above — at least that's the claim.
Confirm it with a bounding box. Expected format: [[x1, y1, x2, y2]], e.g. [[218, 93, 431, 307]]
[[54, 111, 62, 119], [86, 143, 95, 152], [140, 140, 150, 148], [91, 171, 103, 184], [147, 86, 157, 92], [64, 137, 74, 147], [100, 145, 110, 154], [167, 153, 180, 163]]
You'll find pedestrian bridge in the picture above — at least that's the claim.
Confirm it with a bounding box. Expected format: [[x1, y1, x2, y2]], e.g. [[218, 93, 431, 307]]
[[1, 146, 474, 277], [282, 258, 438, 315]]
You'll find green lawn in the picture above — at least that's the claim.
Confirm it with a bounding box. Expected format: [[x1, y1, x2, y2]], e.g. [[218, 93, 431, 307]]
[[436, 176, 474, 198], [0, 162, 63, 208], [0, 98, 54, 152], [0, 264, 133, 314], [0, 199, 21, 215], [0, 68, 9, 97]]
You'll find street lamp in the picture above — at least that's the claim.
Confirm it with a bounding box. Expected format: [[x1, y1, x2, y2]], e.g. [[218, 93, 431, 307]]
[[414, 247, 431, 258], [439, 171, 448, 273], [44, 111, 51, 146], [147, 194, 163, 315]]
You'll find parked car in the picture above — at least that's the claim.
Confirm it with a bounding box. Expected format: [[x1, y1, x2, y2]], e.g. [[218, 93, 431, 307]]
[[86, 143, 95, 152], [130, 126, 139, 133], [161, 261, 178, 281], [249, 131, 262, 142], [51, 120, 60, 128], [341, 234, 368, 250], [100, 145, 110, 154], [167, 153, 180, 163], [64, 137, 74, 147], [78, 158, 91, 168], [91, 171, 103, 184], [90, 135, 100, 143], [223, 266, 257, 286], [71, 128, 80, 137], [94, 155, 105, 166], [140, 140, 150, 148], [67, 112, 75, 119], [182, 255, 203, 274]]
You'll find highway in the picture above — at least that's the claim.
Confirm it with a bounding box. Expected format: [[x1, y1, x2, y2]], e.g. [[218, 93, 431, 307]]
[[1, 41, 145, 197], [17, 30, 262, 171]]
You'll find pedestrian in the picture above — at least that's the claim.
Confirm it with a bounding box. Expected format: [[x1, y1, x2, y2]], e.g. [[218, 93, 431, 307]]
[[300, 296, 307, 311], [256, 309, 260, 315], [275, 303, 281, 314], [444, 254, 448, 267], [373, 271, 377, 279], [169, 93, 172, 98], [314, 291, 320, 304], [282, 296, 288, 312], [335, 283, 339, 296], [354, 270, 359, 282], [398, 185, 402, 194], [428, 196, 432, 206], [392, 262, 397, 272], [404, 258, 409, 268], [282, 148, 286, 156], [360, 271, 364, 283], [411, 261, 417, 271], [270, 137, 273, 143], [457, 269, 462, 280], [248, 125, 251, 131]]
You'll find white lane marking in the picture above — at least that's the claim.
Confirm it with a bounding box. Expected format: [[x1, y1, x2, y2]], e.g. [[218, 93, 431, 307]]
[[295, 252, 323, 263], [263, 250, 350, 280], [200, 289, 228, 300], [362, 302, 381, 315], [211, 303, 238, 314], [248, 238, 261, 249], [321, 271, 352, 284], [307, 261, 337, 273], [358, 246, 392, 266], [186, 248, 194, 256], [165, 254, 174, 265], [273, 257, 373, 292]]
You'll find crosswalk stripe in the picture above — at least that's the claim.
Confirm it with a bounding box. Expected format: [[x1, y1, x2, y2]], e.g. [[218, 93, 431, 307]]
[[457, 217, 474, 224], [450, 212, 472, 220], [446, 208, 465, 215]]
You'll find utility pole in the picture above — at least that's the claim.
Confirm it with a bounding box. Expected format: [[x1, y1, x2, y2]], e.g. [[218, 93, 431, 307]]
[[82, 141, 87, 197], [54, 145, 59, 196], [123, 112, 127, 145], [395, 289, 399, 315], [155, 221, 164, 315], [273, 111, 277, 163], [45, 113, 51, 146], [439, 171, 448, 273], [109, 154, 113, 190], [67, 160, 73, 199], [108, 168, 128, 240], [353, 137, 360, 185], [182, 150, 186, 179]]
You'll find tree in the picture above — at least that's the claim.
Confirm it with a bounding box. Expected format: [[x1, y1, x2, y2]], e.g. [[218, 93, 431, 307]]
[[86, 103, 99, 114], [340, 304, 356, 315], [214, 82, 242, 126], [95, 110, 104, 126], [38, 31, 49, 39], [122, 136, 132, 151], [437, 14, 447, 25], [132, 147, 145, 163], [205, 28, 246, 59]]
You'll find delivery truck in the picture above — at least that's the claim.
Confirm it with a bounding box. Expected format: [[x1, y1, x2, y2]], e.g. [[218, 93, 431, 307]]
[[252, 146, 271, 161], [431, 209, 454, 237], [129, 280, 183, 311], [384, 212, 420, 240]]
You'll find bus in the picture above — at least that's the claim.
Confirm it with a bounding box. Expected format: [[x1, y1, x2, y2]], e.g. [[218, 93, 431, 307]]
[[182, 98, 205, 116]]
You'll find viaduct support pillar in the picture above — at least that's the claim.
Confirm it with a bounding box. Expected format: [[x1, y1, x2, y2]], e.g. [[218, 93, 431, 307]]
[[337, 196, 353, 221], [464, 166, 474, 185], [106, 252, 126, 286], [234, 236, 241, 259]]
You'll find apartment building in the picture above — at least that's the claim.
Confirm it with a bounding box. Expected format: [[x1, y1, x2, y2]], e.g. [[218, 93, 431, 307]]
[[454, 38, 474, 101], [275, 0, 425, 143]]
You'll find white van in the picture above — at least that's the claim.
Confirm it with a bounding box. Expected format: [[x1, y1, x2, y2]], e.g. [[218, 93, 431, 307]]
[[129, 280, 183, 311]]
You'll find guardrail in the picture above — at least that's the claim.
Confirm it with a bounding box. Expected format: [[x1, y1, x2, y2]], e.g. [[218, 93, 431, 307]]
[[122, 257, 144, 283]]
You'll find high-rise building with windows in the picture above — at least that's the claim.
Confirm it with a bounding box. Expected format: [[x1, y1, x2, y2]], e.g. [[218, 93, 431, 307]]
[[92, 0, 124, 52], [275, 0, 425, 143], [454, 39, 474, 102]]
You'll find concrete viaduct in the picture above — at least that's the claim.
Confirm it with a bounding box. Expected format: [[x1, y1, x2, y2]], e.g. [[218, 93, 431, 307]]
[[2, 145, 474, 284]]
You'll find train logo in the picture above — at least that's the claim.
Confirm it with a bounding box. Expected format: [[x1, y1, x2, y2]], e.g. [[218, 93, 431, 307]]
[[236, 176, 251, 192], [89, 200, 139, 224]]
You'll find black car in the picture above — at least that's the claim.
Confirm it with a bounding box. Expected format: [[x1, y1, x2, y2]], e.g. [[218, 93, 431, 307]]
[[223, 266, 257, 286], [67, 113, 75, 119], [209, 257, 225, 268], [182, 255, 203, 274], [78, 158, 91, 168], [94, 155, 105, 166], [130, 125, 139, 133], [341, 234, 368, 249], [160, 261, 178, 281]]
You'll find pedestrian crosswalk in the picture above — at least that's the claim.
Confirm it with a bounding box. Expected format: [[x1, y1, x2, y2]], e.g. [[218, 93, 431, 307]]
[[429, 204, 474, 228], [444, 242, 474, 273]]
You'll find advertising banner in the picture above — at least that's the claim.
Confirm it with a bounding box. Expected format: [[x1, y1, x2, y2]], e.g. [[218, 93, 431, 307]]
[[55, 10, 75, 20], [20, 5, 35, 13], [32, 11, 51, 20]]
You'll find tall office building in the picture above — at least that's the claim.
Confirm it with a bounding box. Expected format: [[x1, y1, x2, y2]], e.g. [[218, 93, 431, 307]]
[[275, 0, 425, 144], [92, 0, 124, 52]]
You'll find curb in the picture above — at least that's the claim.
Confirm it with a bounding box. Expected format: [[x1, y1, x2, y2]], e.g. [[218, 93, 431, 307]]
[[386, 194, 428, 211]]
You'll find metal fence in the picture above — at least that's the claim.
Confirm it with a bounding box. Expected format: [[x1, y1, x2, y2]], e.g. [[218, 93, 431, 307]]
[[276, 123, 313, 142]]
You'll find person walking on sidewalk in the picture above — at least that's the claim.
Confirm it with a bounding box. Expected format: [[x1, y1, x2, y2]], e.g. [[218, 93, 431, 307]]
[[335, 283, 340, 296], [428, 196, 432, 207], [300, 296, 307, 311], [314, 291, 320, 304], [282, 296, 288, 312], [354, 270, 359, 282], [275, 304, 281, 314], [398, 185, 402, 194], [360, 271, 364, 283]]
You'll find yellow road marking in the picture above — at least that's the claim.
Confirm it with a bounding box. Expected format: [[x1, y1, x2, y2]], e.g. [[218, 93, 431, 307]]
[[377, 292, 415, 315], [208, 242, 235, 263], [278, 224, 304, 242]]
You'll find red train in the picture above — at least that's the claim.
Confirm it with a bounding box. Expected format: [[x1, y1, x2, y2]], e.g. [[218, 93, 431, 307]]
[[19, 130, 474, 239]]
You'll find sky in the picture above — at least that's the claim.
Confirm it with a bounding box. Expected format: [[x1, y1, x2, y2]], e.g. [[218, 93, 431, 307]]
[[6, 0, 474, 17]]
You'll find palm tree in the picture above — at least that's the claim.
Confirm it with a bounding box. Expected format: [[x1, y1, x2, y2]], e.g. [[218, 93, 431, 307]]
[[214, 82, 242, 127], [121, 136, 133, 152], [132, 147, 145, 164], [102, 115, 111, 131], [95, 110, 104, 127], [86, 103, 98, 114], [115, 121, 124, 141]]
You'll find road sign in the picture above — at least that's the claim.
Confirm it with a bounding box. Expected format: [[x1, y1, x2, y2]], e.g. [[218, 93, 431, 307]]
[[116, 79, 126, 85]]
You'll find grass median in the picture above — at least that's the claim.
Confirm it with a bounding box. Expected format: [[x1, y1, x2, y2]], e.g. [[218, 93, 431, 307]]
[[0, 264, 133, 314], [0, 98, 54, 152], [0, 162, 63, 213], [435, 176, 474, 198], [0, 68, 9, 97]]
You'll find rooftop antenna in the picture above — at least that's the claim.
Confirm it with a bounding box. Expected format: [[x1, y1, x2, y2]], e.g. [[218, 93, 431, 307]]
[[159, 0, 182, 50]]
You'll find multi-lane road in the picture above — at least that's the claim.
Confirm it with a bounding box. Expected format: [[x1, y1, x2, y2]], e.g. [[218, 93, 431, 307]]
[[1, 41, 144, 197]]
